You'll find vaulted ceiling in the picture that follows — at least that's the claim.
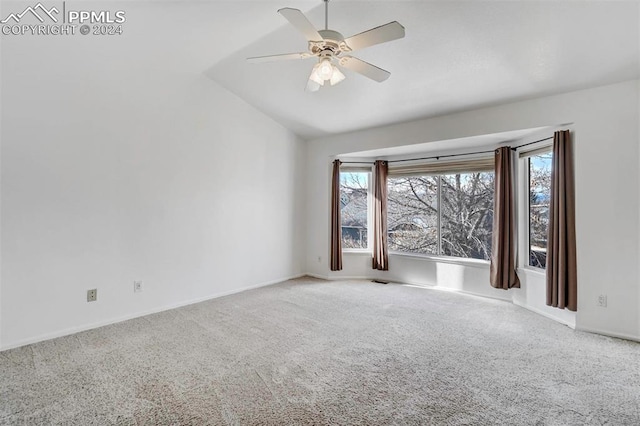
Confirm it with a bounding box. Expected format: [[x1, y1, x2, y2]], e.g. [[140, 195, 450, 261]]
[[34, 1, 635, 140], [204, 1, 639, 139]]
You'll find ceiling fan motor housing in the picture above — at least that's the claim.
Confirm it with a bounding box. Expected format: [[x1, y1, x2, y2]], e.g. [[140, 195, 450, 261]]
[[310, 30, 351, 56]]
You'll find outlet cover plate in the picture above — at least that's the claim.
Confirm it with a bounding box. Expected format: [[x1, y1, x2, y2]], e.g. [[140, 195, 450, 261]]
[[134, 281, 143, 293], [597, 294, 607, 307], [87, 289, 97, 302]]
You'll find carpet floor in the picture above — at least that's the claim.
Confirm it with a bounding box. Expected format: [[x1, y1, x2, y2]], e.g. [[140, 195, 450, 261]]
[[1, 277, 639, 425]]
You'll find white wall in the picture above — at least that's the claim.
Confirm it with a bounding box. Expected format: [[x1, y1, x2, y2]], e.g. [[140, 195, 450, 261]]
[[0, 18, 306, 350], [306, 80, 640, 340]]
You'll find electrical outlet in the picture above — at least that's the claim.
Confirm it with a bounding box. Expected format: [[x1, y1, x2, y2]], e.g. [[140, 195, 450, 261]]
[[597, 294, 607, 307], [133, 280, 143, 293], [87, 289, 97, 302], [317, 256, 322, 263]]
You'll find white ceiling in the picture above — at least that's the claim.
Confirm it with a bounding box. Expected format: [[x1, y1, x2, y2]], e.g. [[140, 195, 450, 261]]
[[204, 0, 640, 139], [31, 1, 635, 140]]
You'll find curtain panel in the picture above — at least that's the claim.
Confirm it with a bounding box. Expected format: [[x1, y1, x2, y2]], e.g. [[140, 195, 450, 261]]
[[330, 159, 343, 271], [546, 130, 577, 311], [372, 160, 389, 270], [490, 147, 520, 289]]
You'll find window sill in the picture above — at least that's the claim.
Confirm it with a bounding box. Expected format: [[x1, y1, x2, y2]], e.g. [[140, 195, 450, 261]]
[[388, 251, 490, 269], [340, 249, 491, 268], [342, 249, 371, 255]]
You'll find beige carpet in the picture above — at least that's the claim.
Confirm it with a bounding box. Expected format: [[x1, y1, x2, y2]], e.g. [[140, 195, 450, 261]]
[[1, 277, 639, 425]]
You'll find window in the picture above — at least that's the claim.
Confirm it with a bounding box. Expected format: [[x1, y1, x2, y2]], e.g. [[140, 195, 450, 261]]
[[340, 171, 369, 249], [528, 151, 552, 268], [388, 176, 438, 255], [336, 139, 555, 267], [441, 173, 494, 260], [388, 171, 494, 260]]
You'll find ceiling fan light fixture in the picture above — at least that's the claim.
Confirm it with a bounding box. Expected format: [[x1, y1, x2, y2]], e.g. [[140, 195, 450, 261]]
[[310, 57, 345, 88], [309, 64, 325, 85], [306, 79, 321, 92], [330, 67, 345, 86], [317, 58, 334, 80]]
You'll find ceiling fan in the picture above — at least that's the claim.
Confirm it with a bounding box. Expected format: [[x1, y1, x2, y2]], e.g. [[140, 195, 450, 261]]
[[247, 0, 405, 92]]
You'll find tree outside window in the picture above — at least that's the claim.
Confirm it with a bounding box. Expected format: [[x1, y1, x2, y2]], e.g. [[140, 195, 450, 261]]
[[388, 172, 494, 260], [529, 153, 552, 268], [340, 171, 369, 249]]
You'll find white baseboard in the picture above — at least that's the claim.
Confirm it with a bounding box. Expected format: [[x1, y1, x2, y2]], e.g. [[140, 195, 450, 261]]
[[575, 325, 640, 343], [311, 273, 433, 287], [309, 273, 512, 303], [430, 285, 512, 302], [512, 299, 576, 329], [383, 276, 435, 288], [0, 273, 305, 352], [307, 273, 372, 281], [305, 273, 329, 280], [328, 275, 372, 281]]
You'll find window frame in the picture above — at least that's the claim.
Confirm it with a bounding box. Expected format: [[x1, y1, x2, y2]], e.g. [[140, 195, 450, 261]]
[[386, 173, 441, 257], [518, 145, 553, 272], [339, 167, 373, 253], [386, 169, 495, 262], [336, 140, 556, 268]]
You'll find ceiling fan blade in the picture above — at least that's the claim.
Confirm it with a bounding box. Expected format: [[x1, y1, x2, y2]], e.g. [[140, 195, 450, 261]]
[[339, 56, 390, 82], [247, 52, 312, 63], [278, 8, 323, 42], [344, 21, 405, 52]]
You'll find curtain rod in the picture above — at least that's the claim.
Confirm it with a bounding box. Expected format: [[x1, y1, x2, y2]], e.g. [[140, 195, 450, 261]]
[[511, 135, 553, 150], [340, 136, 555, 165], [388, 148, 496, 164], [340, 148, 494, 164]]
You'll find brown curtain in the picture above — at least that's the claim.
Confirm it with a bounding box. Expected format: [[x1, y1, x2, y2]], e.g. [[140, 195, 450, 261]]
[[330, 160, 343, 271], [490, 147, 520, 289], [372, 160, 389, 270], [546, 130, 577, 311]]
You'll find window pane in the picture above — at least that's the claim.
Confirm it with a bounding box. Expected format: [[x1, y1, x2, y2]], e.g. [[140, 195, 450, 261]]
[[441, 173, 494, 260], [387, 176, 438, 255], [529, 153, 552, 268], [340, 172, 369, 249]]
